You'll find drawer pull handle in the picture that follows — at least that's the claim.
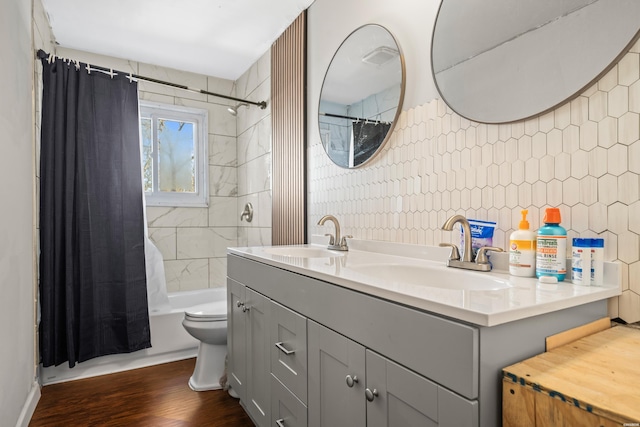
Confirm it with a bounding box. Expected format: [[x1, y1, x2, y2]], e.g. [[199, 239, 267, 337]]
[[275, 342, 295, 355], [345, 375, 359, 387], [365, 388, 379, 402], [275, 419, 286, 427]]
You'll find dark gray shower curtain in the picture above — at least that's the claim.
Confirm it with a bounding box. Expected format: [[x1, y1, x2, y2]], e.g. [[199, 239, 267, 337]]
[[38, 52, 151, 368]]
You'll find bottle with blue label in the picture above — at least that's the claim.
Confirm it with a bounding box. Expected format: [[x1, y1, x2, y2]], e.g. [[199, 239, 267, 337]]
[[536, 207, 567, 281]]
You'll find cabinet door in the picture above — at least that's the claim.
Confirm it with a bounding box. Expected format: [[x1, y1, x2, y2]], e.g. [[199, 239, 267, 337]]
[[271, 374, 307, 427], [308, 321, 365, 427], [227, 278, 247, 402], [271, 301, 307, 403], [366, 350, 439, 427], [246, 288, 272, 427]]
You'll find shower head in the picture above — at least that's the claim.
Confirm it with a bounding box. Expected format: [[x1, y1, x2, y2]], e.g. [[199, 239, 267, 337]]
[[227, 103, 249, 116]]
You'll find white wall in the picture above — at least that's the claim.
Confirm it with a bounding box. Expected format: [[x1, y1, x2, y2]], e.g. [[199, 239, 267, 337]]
[[308, 0, 640, 322], [0, 0, 39, 424]]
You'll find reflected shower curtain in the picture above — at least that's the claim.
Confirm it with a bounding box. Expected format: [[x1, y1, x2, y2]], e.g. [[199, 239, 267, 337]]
[[38, 52, 151, 368]]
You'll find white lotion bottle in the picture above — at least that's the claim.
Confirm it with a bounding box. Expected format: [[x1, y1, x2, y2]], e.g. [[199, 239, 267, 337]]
[[509, 209, 537, 277]]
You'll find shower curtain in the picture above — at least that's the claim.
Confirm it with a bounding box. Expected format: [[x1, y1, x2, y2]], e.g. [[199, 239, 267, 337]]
[[38, 52, 151, 368]]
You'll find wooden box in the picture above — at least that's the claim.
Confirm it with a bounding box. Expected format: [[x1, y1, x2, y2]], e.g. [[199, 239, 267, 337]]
[[502, 323, 640, 426]]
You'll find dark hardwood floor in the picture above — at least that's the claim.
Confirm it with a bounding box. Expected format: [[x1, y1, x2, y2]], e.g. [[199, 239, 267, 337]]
[[30, 358, 254, 426]]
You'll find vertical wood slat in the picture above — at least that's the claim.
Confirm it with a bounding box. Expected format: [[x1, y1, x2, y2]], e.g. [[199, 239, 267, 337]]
[[271, 12, 306, 245]]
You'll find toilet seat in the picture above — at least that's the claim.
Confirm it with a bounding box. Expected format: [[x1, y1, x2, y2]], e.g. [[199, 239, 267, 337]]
[[185, 300, 227, 322]]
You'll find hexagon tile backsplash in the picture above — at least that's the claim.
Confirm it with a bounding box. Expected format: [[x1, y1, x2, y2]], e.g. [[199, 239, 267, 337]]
[[309, 39, 640, 323]]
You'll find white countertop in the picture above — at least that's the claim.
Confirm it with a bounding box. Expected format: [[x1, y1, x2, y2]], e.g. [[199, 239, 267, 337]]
[[228, 239, 621, 327]]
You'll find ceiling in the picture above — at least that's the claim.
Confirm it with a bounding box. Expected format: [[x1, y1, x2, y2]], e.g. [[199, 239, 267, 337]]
[[41, 0, 314, 81]]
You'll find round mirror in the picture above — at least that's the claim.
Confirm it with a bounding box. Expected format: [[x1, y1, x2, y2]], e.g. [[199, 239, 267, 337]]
[[431, 0, 640, 124], [319, 24, 405, 168]]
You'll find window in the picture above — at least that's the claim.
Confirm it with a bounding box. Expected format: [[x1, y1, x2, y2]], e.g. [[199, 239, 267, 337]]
[[140, 102, 208, 207]]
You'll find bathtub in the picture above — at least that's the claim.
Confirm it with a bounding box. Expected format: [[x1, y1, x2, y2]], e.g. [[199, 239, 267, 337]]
[[40, 287, 227, 385]]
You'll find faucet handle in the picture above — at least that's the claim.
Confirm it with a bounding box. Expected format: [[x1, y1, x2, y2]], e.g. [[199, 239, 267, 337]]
[[439, 243, 461, 261], [340, 235, 353, 248], [475, 246, 504, 265], [324, 233, 335, 246]]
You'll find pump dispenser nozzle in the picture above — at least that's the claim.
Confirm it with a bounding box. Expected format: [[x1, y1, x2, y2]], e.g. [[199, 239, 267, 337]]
[[519, 209, 530, 230]]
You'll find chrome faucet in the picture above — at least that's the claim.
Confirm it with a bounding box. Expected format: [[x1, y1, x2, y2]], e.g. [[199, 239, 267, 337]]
[[318, 215, 351, 251], [440, 214, 503, 272]]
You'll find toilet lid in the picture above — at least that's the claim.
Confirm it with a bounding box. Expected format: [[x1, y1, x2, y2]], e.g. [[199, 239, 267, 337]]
[[185, 300, 227, 321]]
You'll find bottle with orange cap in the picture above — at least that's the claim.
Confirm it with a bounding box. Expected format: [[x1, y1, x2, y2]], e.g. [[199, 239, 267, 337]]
[[509, 209, 536, 277], [536, 207, 567, 282]]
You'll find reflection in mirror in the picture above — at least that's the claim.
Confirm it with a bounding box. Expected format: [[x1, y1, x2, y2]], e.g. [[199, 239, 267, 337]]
[[432, 0, 640, 124], [319, 24, 405, 168]]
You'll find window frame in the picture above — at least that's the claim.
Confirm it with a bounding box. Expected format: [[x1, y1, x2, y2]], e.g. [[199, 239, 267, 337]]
[[139, 101, 209, 208]]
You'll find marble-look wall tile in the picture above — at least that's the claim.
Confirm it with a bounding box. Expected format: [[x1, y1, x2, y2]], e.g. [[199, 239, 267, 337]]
[[146, 206, 209, 227], [238, 116, 271, 165], [164, 259, 209, 292], [148, 227, 177, 260], [238, 77, 271, 135], [177, 227, 237, 259], [138, 63, 208, 102], [206, 76, 236, 105], [210, 134, 237, 166], [210, 166, 238, 197], [238, 154, 271, 196], [236, 50, 271, 100], [210, 197, 239, 227], [209, 258, 227, 288]]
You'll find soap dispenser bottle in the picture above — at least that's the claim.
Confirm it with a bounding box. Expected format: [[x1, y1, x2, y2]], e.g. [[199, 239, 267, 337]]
[[509, 209, 536, 277], [536, 207, 567, 281]]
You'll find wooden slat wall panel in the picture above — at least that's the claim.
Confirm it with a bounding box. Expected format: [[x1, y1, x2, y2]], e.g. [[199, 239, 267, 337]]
[[271, 11, 306, 245]]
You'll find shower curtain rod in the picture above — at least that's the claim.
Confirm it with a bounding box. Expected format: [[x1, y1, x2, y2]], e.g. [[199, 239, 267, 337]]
[[36, 50, 267, 109], [319, 111, 390, 125]]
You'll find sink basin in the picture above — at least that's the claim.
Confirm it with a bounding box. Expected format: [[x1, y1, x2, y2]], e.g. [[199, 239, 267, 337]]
[[263, 246, 345, 258], [349, 263, 511, 291]]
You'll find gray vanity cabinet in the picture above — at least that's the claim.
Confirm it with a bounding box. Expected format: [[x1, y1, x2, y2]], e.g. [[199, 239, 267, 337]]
[[227, 253, 607, 427], [227, 278, 272, 427], [308, 320, 366, 427], [307, 320, 477, 427]]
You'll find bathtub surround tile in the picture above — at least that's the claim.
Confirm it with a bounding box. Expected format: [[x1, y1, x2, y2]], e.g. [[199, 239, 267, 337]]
[[207, 135, 236, 168], [146, 207, 209, 228], [148, 227, 177, 260], [238, 116, 271, 165], [177, 227, 237, 259], [209, 166, 238, 197], [209, 258, 227, 288], [163, 259, 210, 292], [138, 63, 209, 102], [209, 197, 239, 227], [238, 154, 271, 196]]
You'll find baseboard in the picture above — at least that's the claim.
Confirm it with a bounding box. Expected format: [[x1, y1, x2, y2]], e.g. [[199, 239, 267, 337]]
[[15, 381, 41, 427]]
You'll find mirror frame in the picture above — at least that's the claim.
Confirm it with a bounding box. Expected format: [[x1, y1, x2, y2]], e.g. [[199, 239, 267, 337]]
[[318, 24, 406, 168], [430, 0, 640, 124]]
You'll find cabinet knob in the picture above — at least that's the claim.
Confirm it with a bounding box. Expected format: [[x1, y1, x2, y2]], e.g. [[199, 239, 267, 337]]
[[241, 305, 250, 312], [236, 301, 244, 308], [365, 388, 379, 402], [345, 375, 359, 387], [275, 419, 285, 427]]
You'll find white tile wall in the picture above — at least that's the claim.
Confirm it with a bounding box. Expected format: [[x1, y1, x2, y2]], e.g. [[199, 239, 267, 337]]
[[236, 50, 273, 247], [309, 39, 640, 323]]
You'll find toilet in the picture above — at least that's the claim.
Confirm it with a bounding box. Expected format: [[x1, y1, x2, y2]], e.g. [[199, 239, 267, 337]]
[[181, 299, 227, 391]]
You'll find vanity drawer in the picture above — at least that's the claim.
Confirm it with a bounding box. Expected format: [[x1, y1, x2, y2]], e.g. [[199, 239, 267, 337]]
[[270, 301, 308, 403], [271, 374, 307, 427]]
